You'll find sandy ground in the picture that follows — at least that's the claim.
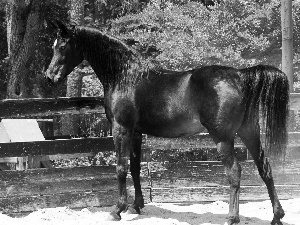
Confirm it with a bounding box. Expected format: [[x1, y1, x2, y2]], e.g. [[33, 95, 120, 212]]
[[0, 199, 299, 225]]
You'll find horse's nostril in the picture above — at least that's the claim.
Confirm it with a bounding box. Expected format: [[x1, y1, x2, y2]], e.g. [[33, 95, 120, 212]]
[[46, 76, 53, 85]]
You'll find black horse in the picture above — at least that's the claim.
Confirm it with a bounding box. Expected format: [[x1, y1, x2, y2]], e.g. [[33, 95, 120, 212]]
[[45, 21, 289, 225]]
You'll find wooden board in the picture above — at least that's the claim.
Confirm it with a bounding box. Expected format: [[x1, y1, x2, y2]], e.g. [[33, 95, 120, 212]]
[[0, 137, 114, 157], [0, 159, 299, 214], [0, 94, 298, 117], [151, 185, 300, 203], [147, 132, 300, 149], [0, 165, 151, 214], [0, 97, 105, 119], [1, 190, 121, 213], [149, 161, 300, 186], [0, 132, 299, 164], [1, 188, 152, 214], [149, 160, 300, 203]]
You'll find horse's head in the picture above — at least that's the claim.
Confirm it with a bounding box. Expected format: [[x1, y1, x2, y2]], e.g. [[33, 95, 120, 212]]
[[45, 21, 84, 83]]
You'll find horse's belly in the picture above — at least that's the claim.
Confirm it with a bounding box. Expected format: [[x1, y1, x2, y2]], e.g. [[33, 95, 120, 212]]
[[137, 115, 205, 138]]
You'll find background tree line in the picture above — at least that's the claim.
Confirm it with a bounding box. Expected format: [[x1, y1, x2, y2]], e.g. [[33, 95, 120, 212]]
[[0, 0, 299, 100]]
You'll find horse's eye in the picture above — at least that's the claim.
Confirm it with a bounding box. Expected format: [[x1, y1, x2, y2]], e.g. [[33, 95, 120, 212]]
[[60, 46, 66, 51]]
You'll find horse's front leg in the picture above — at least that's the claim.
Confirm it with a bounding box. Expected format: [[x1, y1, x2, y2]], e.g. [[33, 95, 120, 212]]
[[109, 121, 133, 220], [127, 132, 144, 214]]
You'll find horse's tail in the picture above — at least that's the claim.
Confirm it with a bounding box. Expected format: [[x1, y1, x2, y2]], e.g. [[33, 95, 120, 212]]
[[239, 65, 289, 158]]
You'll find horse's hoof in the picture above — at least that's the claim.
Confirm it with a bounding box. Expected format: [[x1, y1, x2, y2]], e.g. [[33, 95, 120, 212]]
[[271, 218, 283, 225], [126, 204, 141, 214], [107, 212, 121, 221], [227, 216, 240, 225]]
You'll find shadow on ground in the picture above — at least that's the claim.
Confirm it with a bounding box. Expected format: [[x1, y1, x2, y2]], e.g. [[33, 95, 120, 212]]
[[93, 204, 292, 225]]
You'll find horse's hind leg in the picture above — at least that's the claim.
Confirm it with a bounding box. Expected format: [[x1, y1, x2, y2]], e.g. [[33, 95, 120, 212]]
[[215, 140, 242, 225], [237, 122, 284, 225], [127, 132, 144, 214]]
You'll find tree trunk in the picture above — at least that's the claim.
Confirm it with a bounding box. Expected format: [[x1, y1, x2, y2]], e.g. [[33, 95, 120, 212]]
[[6, 0, 44, 98], [6, 0, 68, 99], [6, 0, 27, 58], [4, 4, 11, 56]]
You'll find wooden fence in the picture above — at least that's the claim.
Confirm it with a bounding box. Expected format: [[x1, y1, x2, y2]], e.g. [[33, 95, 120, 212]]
[[0, 95, 299, 215]]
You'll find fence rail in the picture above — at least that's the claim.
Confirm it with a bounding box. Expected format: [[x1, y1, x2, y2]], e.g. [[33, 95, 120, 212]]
[[0, 95, 299, 215], [0, 97, 105, 118], [0, 137, 114, 158]]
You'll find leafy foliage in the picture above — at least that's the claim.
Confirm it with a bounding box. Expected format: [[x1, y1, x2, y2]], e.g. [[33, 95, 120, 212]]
[[52, 151, 117, 167], [82, 74, 103, 96], [2, 0, 300, 97], [74, 0, 300, 97], [110, 0, 299, 71]]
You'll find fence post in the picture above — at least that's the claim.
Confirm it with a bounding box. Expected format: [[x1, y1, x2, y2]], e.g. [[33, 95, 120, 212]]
[[281, 0, 293, 91]]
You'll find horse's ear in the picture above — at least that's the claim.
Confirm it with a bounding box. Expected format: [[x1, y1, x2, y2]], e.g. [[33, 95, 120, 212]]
[[54, 20, 69, 38], [46, 19, 58, 29], [67, 22, 76, 34]]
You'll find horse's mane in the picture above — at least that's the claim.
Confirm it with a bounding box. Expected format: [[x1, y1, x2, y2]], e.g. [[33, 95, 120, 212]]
[[73, 26, 162, 89]]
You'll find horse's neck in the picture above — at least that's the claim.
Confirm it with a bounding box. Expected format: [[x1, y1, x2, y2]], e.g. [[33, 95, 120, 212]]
[[75, 29, 146, 90], [86, 58, 108, 87], [84, 53, 118, 91]]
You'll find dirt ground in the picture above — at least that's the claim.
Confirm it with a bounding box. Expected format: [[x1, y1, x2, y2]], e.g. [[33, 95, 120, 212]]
[[0, 199, 299, 225]]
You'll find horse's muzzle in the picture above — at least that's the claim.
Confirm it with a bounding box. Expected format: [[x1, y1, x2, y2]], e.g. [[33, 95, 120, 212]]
[[44, 70, 55, 85]]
